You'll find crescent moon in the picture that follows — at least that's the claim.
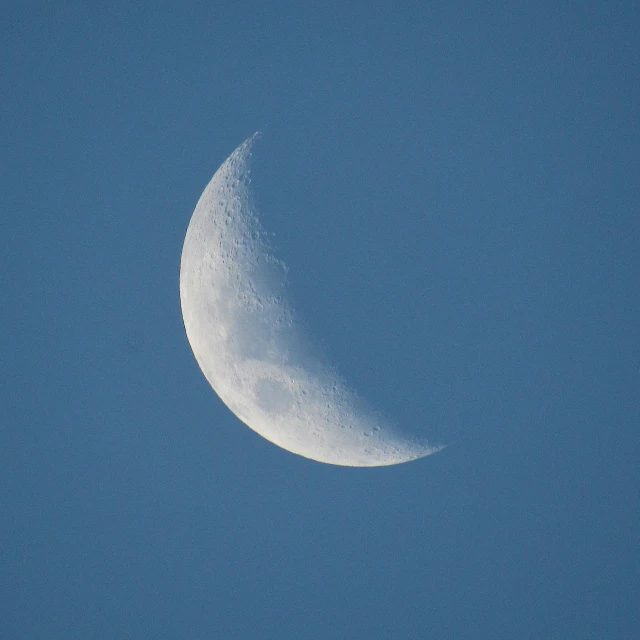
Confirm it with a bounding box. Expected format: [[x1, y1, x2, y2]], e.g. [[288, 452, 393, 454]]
[[180, 134, 442, 466]]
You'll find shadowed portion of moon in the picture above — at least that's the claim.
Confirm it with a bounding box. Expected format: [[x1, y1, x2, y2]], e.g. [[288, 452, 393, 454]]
[[179, 133, 444, 466]]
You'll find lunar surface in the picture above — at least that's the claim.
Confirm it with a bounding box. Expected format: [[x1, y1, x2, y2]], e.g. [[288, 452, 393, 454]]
[[180, 133, 442, 466]]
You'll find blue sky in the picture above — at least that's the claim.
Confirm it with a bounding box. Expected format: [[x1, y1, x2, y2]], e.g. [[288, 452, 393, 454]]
[[2, 2, 638, 638]]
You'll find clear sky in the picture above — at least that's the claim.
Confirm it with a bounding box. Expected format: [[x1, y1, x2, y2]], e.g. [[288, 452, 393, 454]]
[[2, 2, 638, 638]]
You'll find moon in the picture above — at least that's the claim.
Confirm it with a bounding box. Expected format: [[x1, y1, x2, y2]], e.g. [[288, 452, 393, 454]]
[[180, 133, 442, 466]]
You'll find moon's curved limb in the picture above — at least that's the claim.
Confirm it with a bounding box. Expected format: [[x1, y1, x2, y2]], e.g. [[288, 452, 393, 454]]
[[180, 134, 443, 466]]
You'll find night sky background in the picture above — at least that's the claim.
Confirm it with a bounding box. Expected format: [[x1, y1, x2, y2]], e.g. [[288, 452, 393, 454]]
[[2, 2, 639, 638]]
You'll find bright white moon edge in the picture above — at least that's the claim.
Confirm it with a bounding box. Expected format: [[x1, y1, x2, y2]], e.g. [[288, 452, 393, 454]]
[[179, 133, 444, 466]]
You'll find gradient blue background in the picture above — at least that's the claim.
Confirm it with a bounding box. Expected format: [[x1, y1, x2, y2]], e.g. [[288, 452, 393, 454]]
[[2, 2, 638, 638]]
